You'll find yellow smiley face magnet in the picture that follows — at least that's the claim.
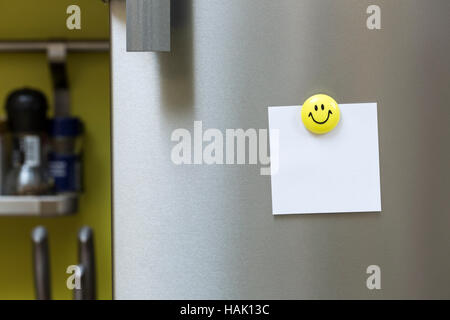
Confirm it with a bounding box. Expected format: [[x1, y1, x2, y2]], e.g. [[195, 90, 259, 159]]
[[301, 94, 340, 134]]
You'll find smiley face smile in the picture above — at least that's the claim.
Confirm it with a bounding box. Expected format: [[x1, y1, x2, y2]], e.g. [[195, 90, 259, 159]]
[[308, 110, 333, 124]]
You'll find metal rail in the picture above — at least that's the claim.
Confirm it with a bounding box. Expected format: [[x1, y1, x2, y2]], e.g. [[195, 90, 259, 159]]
[[0, 40, 109, 116], [0, 41, 109, 52]]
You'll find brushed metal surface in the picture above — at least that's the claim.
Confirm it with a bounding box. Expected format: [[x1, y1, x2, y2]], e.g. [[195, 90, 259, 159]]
[[111, 0, 450, 299], [126, 0, 171, 51]]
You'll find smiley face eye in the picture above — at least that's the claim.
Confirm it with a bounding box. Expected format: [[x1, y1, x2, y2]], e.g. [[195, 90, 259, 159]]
[[321, 104, 325, 110], [314, 105, 318, 111]]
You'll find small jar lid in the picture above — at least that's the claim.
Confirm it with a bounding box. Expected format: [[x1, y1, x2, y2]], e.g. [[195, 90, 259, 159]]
[[48, 117, 83, 137], [5, 88, 48, 133]]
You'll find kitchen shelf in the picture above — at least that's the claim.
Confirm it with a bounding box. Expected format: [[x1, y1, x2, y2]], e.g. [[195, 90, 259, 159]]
[[0, 194, 78, 216]]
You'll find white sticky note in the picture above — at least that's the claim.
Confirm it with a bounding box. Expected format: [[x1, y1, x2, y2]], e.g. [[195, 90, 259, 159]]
[[268, 103, 381, 215]]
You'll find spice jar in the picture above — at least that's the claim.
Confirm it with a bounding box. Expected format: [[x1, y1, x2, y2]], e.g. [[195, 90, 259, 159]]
[[0, 120, 9, 195], [4, 88, 53, 195], [48, 117, 83, 193]]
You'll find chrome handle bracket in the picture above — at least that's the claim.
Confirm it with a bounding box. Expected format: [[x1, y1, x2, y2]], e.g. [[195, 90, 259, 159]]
[[126, 0, 171, 52]]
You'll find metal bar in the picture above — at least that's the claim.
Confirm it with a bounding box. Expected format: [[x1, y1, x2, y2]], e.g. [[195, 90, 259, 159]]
[[0, 194, 78, 216], [0, 41, 109, 52], [78, 226, 96, 300], [47, 43, 70, 116], [73, 264, 86, 300], [126, 0, 171, 52], [31, 226, 51, 300]]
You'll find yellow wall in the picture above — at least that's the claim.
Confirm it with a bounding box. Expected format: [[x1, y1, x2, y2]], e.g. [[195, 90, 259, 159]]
[[0, 1, 111, 299]]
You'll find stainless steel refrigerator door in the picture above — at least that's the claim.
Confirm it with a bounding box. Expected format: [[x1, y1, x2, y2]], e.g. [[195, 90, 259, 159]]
[[111, 0, 450, 299]]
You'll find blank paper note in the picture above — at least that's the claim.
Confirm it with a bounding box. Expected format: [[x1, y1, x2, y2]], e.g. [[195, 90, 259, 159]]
[[268, 103, 381, 215]]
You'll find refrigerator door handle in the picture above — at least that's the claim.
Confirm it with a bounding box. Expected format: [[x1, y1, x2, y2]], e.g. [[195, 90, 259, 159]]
[[126, 0, 171, 52]]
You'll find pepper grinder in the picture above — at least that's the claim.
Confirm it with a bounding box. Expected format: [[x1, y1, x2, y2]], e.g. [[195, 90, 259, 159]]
[[4, 88, 53, 195]]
